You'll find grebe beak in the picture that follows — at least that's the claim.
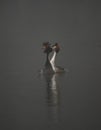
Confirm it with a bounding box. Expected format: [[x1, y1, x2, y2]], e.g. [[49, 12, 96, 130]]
[[42, 46, 46, 49], [52, 46, 56, 50]]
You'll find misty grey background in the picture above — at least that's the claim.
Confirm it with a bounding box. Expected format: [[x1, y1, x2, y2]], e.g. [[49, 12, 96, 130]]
[[0, 0, 101, 130]]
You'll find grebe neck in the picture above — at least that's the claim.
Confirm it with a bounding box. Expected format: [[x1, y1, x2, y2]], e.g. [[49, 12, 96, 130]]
[[50, 51, 57, 72], [45, 53, 51, 67]]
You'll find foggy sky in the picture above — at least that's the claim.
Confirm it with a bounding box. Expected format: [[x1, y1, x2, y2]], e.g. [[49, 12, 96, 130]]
[[0, 0, 101, 73]]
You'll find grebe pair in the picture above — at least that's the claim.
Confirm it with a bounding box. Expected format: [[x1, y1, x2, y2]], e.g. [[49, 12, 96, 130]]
[[42, 42, 65, 73]]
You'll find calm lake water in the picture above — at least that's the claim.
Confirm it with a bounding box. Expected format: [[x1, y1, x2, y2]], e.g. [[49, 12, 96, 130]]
[[1, 43, 101, 130], [0, 1, 101, 130]]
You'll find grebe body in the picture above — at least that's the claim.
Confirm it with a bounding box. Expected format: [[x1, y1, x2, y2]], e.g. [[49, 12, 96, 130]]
[[50, 43, 65, 73]]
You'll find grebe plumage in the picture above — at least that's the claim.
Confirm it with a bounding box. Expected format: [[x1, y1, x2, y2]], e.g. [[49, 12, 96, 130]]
[[50, 43, 65, 73], [42, 42, 54, 73]]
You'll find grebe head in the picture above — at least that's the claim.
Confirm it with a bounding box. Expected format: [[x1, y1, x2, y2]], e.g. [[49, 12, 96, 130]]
[[42, 42, 52, 54], [52, 43, 60, 53]]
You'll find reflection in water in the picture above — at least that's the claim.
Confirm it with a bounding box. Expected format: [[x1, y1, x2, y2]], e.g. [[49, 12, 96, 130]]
[[43, 73, 61, 124]]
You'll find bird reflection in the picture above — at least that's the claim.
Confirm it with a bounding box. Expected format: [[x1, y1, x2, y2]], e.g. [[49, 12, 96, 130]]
[[43, 73, 61, 124]]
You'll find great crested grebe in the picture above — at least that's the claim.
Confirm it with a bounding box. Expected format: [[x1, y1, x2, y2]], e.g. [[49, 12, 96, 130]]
[[50, 43, 65, 73], [42, 42, 54, 73]]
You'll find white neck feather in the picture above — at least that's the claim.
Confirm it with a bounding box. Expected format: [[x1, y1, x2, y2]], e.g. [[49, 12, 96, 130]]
[[50, 51, 57, 72]]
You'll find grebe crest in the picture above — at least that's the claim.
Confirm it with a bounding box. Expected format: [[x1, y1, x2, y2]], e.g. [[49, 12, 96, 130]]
[[52, 43, 60, 53], [42, 42, 52, 54]]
